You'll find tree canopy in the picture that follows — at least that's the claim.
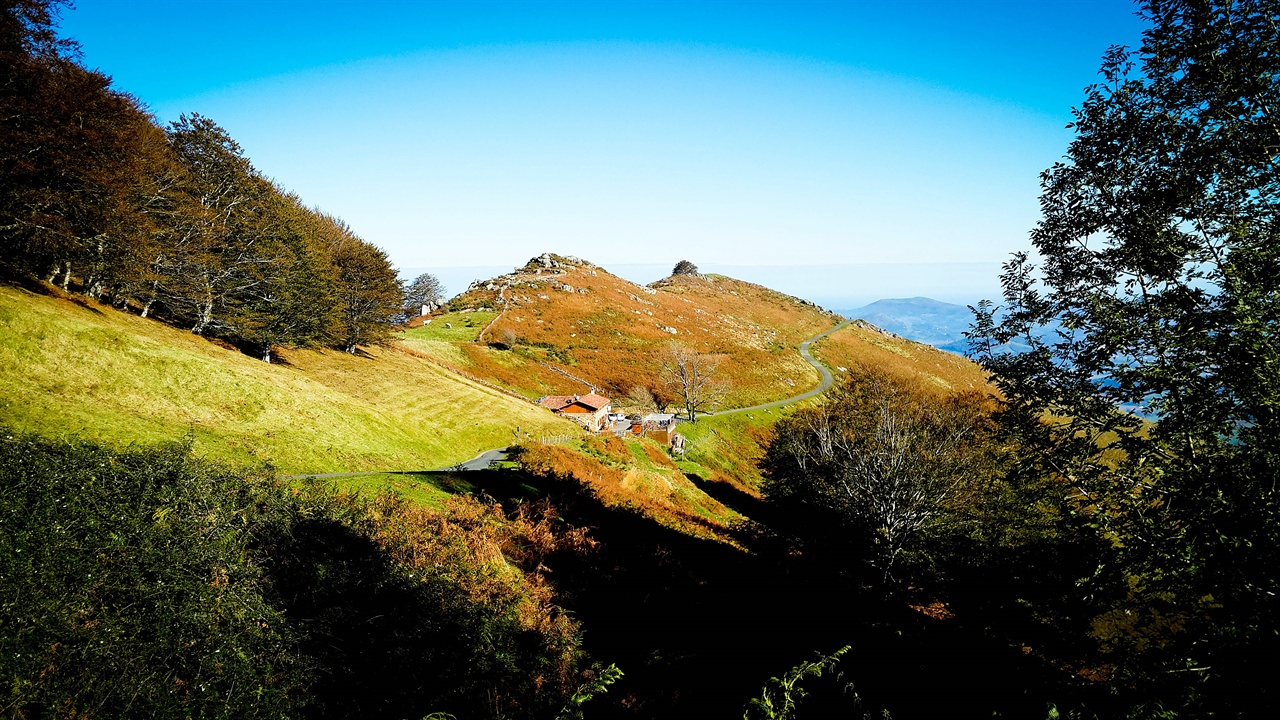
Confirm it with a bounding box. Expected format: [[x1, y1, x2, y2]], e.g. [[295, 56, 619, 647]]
[[0, 1, 402, 360], [403, 271, 446, 314], [969, 0, 1279, 713], [672, 260, 699, 276]]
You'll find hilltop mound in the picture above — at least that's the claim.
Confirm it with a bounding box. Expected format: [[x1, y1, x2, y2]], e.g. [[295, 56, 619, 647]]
[[402, 254, 991, 415], [402, 255, 841, 409]]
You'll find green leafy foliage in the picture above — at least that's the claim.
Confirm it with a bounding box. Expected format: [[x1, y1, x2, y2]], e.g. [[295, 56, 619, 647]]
[[555, 663, 623, 720], [967, 0, 1280, 714], [743, 646, 850, 720], [0, 432, 305, 717], [0, 431, 587, 719]]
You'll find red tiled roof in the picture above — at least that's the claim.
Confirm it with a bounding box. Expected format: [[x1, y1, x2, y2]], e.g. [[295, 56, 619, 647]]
[[538, 395, 575, 411], [537, 393, 611, 412], [576, 393, 611, 410]]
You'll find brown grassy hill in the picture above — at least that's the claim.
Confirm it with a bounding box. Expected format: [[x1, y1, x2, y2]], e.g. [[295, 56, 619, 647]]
[[399, 254, 840, 409], [811, 319, 993, 396]]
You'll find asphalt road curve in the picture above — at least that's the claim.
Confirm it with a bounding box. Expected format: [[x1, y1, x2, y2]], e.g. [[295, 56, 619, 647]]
[[703, 317, 851, 418]]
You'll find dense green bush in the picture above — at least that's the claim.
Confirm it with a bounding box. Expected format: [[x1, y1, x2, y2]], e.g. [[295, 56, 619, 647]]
[[0, 432, 585, 719], [0, 432, 304, 717]]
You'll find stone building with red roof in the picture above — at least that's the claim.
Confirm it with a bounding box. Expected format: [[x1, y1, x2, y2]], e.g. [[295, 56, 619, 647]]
[[537, 393, 612, 432]]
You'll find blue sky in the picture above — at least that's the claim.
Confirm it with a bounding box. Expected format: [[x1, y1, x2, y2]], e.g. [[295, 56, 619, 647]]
[[61, 0, 1145, 305]]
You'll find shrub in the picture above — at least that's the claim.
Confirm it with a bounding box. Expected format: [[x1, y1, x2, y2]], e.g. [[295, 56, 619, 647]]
[[0, 432, 305, 718], [0, 431, 588, 719]]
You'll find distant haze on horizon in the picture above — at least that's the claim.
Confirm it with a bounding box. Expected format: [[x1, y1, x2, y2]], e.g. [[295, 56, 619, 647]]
[[63, 0, 1144, 286]]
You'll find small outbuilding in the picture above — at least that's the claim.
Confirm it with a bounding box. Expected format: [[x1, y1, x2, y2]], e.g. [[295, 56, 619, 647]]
[[632, 413, 680, 445]]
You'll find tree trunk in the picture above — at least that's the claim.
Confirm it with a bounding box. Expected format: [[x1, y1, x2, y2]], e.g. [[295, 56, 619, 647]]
[[140, 281, 158, 318], [262, 345, 272, 363], [59, 261, 71, 289], [192, 295, 214, 335]]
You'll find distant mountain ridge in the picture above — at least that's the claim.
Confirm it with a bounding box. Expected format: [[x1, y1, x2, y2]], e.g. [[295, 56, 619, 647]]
[[841, 297, 975, 354]]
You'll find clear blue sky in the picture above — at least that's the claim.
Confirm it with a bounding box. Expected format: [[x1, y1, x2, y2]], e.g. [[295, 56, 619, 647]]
[[61, 0, 1145, 303]]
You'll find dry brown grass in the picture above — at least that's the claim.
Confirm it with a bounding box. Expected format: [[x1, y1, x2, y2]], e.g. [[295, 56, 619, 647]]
[[515, 439, 742, 545], [439, 262, 840, 408], [810, 320, 994, 397]]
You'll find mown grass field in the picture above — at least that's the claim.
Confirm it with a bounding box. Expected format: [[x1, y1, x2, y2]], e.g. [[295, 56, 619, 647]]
[[0, 285, 574, 473]]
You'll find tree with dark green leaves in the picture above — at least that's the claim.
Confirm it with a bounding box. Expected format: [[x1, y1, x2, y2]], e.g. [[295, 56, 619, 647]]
[[326, 222, 404, 353], [968, 1, 1279, 714], [237, 191, 344, 361], [672, 259, 698, 276]]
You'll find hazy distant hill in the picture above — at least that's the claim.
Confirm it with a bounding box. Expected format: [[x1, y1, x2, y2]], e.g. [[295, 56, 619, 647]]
[[841, 297, 975, 354]]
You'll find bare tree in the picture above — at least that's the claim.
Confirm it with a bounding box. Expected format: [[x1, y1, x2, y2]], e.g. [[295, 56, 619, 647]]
[[403, 272, 445, 315], [659, 343, 726, 422], [627, 385, 673, 414], [764, 369, 993, 583]]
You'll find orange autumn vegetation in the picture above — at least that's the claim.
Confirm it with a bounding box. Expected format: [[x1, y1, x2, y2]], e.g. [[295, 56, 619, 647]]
[[810, 319, 994, 397], [514, 436, 742, 545], [426, 256, 841, 407], [359, 492, 591, 693]]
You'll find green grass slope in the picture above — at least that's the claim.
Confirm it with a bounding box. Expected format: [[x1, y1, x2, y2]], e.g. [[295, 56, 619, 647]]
[[0, 285, 575, 473]]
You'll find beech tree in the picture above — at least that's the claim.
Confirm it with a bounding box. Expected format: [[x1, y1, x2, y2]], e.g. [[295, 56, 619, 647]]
[[160, 114, 274, 335], [968, 0, 1279, 712], [238, 193, 343, 361], [0, 2, 401, 361], [327, 228, 402, 353], [0, 0, 157, 291]]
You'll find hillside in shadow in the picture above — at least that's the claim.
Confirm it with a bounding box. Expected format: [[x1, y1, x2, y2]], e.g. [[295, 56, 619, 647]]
[[466, 468, 1110, 719]]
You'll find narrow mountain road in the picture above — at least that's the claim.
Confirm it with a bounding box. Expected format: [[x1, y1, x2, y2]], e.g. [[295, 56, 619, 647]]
[[286, 448, 512, 480], [703, 317, 851, 418]]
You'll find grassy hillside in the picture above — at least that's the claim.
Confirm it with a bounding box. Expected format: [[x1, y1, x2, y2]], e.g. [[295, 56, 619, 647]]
[[812, 319, 993, 396], [405, 255, 841, 408], [0, 284, 575, 473]]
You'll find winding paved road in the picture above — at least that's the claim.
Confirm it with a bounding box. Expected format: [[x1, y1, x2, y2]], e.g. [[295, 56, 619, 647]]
[[702, 317, 851, 418]]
